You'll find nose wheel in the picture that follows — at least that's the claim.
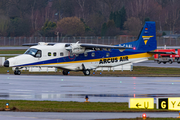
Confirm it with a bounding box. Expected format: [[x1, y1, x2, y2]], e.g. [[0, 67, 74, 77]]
[[14, 70, 21, 75], [14, 68, 21, 75]]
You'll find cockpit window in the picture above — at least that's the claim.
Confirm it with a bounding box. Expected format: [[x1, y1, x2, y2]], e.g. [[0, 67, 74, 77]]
[[24, 48, 42, 58], [65, 44, 70, 47], [35, 50, 41, 58]]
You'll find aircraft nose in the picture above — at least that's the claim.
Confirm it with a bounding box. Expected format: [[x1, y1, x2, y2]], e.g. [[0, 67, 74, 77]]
[[4, 60, 9, 67]]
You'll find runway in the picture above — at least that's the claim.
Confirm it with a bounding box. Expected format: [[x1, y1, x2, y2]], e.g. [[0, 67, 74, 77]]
[[1, 74, 180, 119], [0, 112, 178, 120], [1, 75, 180, 102]]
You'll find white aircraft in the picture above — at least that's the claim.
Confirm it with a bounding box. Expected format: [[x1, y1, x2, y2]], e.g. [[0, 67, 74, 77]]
[[4, 22, 157, 75]]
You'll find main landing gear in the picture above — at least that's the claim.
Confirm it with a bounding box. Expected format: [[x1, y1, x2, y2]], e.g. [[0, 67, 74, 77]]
[[62, 70, 69, 75], [62, 64, 91, 76], [62, 69, 91, 76], [14, 68, 21, 75], [82, 64, 90, 76], [83, 69, 90, 76]]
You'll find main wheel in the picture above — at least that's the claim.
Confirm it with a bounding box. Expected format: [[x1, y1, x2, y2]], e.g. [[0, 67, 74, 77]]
[[62, 70, 69, 75], [14, 71, 17, 75], [83, 69, 90, 76], [17, 70, 21, 75], [169, 60, 172, 64], [157, 61, 161, 64], [163, 62, 166, 64]]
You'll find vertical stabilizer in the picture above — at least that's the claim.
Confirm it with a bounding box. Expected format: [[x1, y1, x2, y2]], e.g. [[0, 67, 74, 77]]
[[119, 21, 157, 52]]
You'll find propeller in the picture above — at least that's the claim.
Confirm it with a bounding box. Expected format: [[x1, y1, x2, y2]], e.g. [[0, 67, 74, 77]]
[[65, 41, 81, 55]]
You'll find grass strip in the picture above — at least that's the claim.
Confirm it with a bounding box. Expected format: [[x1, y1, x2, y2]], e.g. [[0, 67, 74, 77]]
[[1, 101, 179, 120], [0, 100, 175, 112], [0, 49, 26, 54]]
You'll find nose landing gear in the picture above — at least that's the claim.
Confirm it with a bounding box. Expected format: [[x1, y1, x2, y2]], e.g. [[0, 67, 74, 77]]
[[14, 68, 21, 75]]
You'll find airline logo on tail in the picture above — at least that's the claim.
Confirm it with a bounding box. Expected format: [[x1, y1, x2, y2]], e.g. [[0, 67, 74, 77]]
[[142, 36, 154, 45]]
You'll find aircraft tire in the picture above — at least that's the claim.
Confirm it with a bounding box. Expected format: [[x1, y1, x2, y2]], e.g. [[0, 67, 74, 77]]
[[62, 70, 68, 75], [17, 70, 21, 75], [14, 71, 17, 75], [83, 69, 90, 76], [169, 60, 172, 64], [163, 62, 166, 64], [14, 70, 21, 75], [157, 61, 161, 64]]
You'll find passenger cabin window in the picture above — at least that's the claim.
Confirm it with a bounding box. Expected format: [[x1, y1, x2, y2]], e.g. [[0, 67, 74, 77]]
[[84, 53, 88, 57], [48, 52, 51, 56], [60, 52, 64, 56], [91, 53, 95, 57], [106, 53, 110, 57], [24, 48, 42, 58], [53, 52, 56, 56]]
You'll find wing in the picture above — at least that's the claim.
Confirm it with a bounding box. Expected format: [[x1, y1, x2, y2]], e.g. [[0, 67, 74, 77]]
[[22, 43, 55, 46], [80, 44, 133, 50], [22, 43, 38, 46]]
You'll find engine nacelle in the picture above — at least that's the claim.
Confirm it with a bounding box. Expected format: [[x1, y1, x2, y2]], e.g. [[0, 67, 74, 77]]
[[71, 47, 85, 54], [65, 42, 85, 54]]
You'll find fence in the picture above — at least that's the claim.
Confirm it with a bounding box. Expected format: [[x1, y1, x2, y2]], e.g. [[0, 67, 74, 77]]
[[0, 36, 179, 46]]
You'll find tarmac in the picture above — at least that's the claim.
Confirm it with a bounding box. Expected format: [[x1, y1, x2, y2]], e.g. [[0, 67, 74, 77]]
[[0, 111, 178, 120], [1, 75, 180, 102], [0, 74, 180, 119]]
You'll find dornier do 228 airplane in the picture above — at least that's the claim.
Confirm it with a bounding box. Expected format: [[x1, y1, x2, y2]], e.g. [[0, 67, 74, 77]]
[[4, 21, 161, 75]]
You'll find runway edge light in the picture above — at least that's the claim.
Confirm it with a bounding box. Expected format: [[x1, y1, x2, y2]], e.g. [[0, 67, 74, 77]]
[[85, 95, 89, 102], [5, 103, 10, 111], [178, 111, 180, 118], [142, 113, 146, 120]]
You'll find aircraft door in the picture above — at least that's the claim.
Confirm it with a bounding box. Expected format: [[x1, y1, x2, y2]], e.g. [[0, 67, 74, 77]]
[[95, 51, 103, 67], [96, 51, 103, 58]]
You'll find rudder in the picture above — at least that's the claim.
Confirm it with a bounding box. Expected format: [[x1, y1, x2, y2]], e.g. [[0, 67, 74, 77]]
[[119, 21, 157, 52]]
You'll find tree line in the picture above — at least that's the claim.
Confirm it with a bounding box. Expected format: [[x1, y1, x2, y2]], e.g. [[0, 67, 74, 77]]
[[0, 0, 179, 37]]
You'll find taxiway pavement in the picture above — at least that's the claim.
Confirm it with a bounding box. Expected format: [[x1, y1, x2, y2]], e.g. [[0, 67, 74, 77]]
[[1, 74, 180, 119], [0, 75, 180, 102], [0, 112, 178, 120]]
